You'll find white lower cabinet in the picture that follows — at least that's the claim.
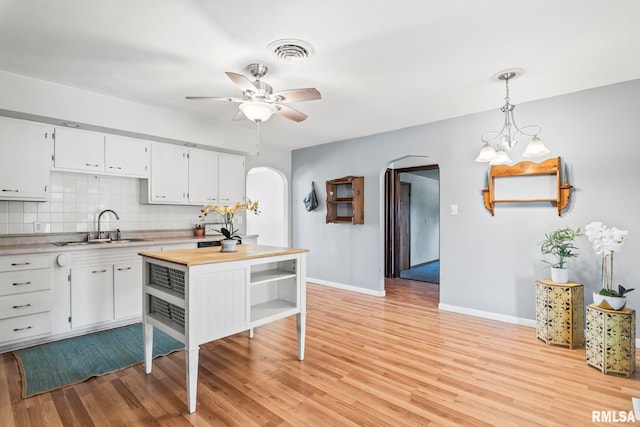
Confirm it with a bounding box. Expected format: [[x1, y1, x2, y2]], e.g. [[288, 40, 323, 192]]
[[70, 264, 114, 328], [0, 254, 52, 347], [114, 260, 142, 319], [69, 249, 146, 330]]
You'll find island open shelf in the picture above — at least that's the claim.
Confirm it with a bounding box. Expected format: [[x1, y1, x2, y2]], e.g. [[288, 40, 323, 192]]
[[139, 245, 308, 413]]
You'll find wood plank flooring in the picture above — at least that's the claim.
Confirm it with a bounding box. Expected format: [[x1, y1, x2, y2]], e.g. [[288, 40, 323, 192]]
[[2, 279, 638, 426]]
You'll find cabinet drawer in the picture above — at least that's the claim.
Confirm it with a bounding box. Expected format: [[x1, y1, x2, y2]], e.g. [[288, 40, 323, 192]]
[[0, 255, 50, 272], [0, 312, 51, 342], [0, 290, 51, 320], [0, 269, 51, 296]]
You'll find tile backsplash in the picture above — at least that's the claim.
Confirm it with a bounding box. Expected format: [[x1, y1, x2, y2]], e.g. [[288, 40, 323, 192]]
[[0, 172, 203, 235]]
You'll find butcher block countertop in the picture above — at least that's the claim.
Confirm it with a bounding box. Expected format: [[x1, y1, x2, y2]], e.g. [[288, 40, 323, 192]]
[[139, 244, 309, 266]]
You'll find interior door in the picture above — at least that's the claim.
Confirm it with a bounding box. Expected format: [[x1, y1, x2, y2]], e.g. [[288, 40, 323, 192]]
[[399, 182, 411, 272]]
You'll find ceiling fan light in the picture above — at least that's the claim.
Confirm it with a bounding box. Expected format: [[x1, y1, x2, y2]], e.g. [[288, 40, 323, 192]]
[[522, 136, 550, 157], [239, 101, 277, 122], [475, 144, 497, 163], [489, 149, 512, 165]]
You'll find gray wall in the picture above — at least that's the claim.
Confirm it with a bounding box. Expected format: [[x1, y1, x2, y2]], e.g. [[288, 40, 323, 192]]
[[292, 79, 640, 332]]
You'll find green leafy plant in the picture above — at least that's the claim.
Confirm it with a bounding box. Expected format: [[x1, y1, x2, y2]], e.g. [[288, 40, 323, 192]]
[[599, 284, 635, 297], [541, 227, 582, 268]]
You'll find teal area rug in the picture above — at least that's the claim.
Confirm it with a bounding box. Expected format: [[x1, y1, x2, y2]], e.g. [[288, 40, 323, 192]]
[[400, 259, 440, 283], [14, 323, 183, 398]]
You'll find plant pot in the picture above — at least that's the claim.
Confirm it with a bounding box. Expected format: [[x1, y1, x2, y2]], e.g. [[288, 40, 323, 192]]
[[194, 229, 204, 237], [220, 239, 237, 252], [593, 292, 627, 310], [550, 267, 569, 284]]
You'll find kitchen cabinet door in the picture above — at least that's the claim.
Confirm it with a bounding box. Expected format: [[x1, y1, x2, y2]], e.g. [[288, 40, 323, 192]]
[[148, 142, 189, 204], [114, 260, 142, 319], [105, 135, 149, 178], [53, 127, 105, 172], [188, 148, 219, 205], [70, 264, 114, 328], [0, 117, 51, 201], [218, 154, 245, 205]]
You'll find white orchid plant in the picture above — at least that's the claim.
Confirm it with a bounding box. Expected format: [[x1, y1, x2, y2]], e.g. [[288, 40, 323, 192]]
[[585, 221, 634, 297], [199, 199, 260, 240]]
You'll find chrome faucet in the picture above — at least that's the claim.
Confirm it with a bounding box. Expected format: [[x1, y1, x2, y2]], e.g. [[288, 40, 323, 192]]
[[97, 209, 120, 240]]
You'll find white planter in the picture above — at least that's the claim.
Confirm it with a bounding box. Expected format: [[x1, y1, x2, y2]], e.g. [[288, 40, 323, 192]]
[[593, 292, 627, 310], [550, 267, 569, 284], [592, 292, 606, 307], [220, 239, 238, 252]]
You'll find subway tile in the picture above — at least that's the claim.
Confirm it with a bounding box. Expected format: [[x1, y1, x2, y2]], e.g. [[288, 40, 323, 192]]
[[8, 201, 23, 213]]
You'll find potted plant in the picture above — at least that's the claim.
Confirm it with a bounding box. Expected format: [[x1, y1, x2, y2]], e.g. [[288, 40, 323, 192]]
[[200, 198, 259, 252], [194, 223, 204, 237], [540, 226, 582, 283], [585, 221, 634, 310]]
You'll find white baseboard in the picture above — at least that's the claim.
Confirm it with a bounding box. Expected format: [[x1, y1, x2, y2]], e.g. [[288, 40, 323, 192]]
[[439, 303, 640, 349], [438, 303, 537, 328], [307, 277, 386, 297]]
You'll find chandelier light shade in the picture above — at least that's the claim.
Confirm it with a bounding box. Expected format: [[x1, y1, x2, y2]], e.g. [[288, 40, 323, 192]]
[[476, 69, 550, 165], [239, 101, 277, 122]]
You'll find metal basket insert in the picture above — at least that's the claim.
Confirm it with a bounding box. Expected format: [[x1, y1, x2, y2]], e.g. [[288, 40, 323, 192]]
[[149, 295, 186, 328], [149, 264, 185, 294]]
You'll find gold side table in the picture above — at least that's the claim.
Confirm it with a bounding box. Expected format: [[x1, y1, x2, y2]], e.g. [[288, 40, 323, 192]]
[[586, 304, 636, 377], [535, 280, 584, 348]]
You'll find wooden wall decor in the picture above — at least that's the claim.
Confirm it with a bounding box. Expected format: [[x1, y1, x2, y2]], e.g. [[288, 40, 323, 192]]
[[326, 176, 364, 224], [482, 157, 572, 216]]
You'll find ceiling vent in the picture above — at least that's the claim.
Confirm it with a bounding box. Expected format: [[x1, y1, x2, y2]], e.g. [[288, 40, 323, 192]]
[[267, 39, 315, 62]]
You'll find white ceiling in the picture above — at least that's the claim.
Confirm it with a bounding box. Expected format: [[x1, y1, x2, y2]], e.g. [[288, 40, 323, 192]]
[[1, 0, 639, 151]]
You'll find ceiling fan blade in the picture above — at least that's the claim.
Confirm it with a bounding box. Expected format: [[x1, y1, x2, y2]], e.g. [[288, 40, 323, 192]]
[[226, 72, 257, 92], [185, 96, 243, 102], [272, 88, 321, 103], [275, 104, 308, 122]]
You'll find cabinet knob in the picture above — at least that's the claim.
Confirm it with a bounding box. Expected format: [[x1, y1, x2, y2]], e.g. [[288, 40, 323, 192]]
[[56, 254, 69, 267], [85, 163, 100, 167], [11, 262, 30, 266], [2, 189, 19, 192], [92, 269, 107, 274], [117, 267, 132, 271], [12, 303, 32, 309], [13, 326, 33, 332]]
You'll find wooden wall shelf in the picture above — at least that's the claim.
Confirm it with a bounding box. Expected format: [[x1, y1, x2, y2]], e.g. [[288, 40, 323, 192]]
[[482, 157, 572, 216], [326, 176, 364, 224]]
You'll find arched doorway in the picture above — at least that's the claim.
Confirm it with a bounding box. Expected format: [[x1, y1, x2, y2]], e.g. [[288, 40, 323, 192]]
[[382, 155, 440, 292], [246, 167, 288, 246]]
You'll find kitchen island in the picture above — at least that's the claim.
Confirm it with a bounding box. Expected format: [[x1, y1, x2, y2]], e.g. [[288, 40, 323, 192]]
[[139, 244, 308, 413]]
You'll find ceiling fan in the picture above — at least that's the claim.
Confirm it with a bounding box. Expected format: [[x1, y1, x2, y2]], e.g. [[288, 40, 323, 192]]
[[186, 63, 321, 123]]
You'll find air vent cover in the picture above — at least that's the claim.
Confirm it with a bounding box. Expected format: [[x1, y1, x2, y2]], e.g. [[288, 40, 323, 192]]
[[267, 39, 315, 62]]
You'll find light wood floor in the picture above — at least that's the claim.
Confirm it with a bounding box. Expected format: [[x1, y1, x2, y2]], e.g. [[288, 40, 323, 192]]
[[1, 280, 638, 426]]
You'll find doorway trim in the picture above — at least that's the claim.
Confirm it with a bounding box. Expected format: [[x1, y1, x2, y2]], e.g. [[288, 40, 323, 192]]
[[384, 162, 440, 279]]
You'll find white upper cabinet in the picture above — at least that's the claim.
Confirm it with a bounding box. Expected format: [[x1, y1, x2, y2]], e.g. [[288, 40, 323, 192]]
[[53, 127, 104, 173], [0, 116, 51, 201], [147, 142, 189, 204], [218, 154, 246, 205], [104, 135, 149, 177], [53, 128, 149, 178], [143, 145, 245, 206], [188, 148, 219, 205]]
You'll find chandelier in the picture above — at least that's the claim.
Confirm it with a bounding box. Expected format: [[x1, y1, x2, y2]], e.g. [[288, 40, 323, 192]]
[[475, 69, 550, 165]]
